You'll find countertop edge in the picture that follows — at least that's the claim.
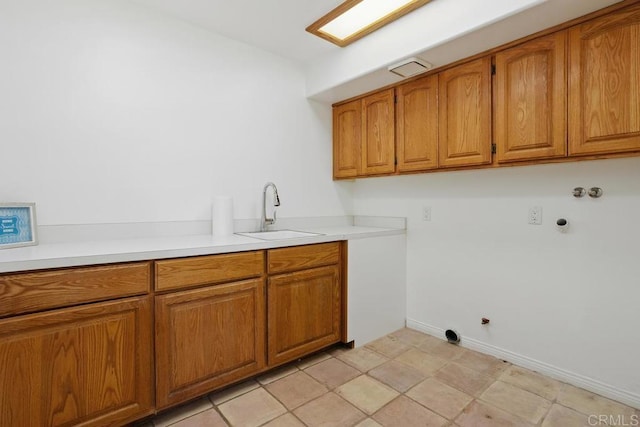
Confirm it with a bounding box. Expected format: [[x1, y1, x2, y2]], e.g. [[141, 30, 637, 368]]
[[0, 227, 405, 274]]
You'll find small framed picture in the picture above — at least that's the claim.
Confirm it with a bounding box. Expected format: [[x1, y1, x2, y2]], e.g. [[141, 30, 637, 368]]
[[0, 203, 38, 249]]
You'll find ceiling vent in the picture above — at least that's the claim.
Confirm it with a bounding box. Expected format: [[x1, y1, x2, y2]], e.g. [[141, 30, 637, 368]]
[[388, 57, 433, 78]]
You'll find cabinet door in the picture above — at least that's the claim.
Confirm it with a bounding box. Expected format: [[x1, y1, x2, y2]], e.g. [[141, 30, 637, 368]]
[[438, 57, 492, 167], [155, 279, 265, 408], [495, 32, 567, 162], [396, 75, 439, 172], [333, 99, 362, 178], [361, 89, 396, 175], [568, 4, 640, 155], [268, 265, 341, 366], [0, 297, 153, 427]]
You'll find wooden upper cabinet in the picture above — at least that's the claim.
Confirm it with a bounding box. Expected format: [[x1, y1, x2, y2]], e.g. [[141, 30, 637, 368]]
[[333, 99, 362, 178], [396, 75, 439, 172], [568, 3, 640, 155], [438, 57, 492, 168], [0, 297, 153, 427], [361, 89, 396, 175], [495, 31, 567, 162]]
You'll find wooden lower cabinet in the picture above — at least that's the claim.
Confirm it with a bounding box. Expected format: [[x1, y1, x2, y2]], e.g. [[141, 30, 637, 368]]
[[0, 262, 151, 318], [0, 296, 153, 427], [0, 245, 344, 424], [155, 279, 266, 408], [268, 265, 342, 366]]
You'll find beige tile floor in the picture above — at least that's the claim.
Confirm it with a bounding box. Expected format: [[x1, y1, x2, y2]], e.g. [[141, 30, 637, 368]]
[[139, 328, 639, 427]]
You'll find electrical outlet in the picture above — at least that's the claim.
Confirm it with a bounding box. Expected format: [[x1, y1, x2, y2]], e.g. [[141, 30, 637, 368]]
[[422, 206, 431, 221], [528, 206, 542, 225]]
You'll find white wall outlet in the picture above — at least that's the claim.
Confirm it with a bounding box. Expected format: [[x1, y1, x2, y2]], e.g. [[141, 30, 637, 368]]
[[528, 206, 542, 225], [422, 206, 431, 221]]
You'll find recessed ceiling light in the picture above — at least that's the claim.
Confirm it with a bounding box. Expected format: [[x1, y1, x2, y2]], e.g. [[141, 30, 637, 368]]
[[306, 0, 433, 47]]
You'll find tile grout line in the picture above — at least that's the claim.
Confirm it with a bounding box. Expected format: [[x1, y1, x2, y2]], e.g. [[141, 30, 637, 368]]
[[207, 394, 235, 426], [150, 329, 639, 426]]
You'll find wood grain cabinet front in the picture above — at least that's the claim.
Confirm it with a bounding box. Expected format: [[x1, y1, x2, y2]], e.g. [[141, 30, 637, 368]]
[[155, 279, 266, 409], [438, 57, 492, 168], [333, 89, 395, 179], [0, 296, 154, 427], [361, 89, 396, 176], [331, 2, 640, 179], [568, 3, 640, 156], [333, 99, 362, 179], [267, 242, 340, 274], [267, 242, 344, 366], [155, 251, 263, 292], [495, 31, 567, 162], [396, 74, 439, 172], [0, 262, 151, 318]]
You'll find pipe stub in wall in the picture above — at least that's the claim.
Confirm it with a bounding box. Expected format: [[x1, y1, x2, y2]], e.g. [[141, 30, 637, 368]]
[[445, 329, 460, 344]]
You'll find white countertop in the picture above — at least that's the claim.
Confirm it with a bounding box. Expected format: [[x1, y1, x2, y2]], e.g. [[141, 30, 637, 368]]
[[0, 225, 404, 273]]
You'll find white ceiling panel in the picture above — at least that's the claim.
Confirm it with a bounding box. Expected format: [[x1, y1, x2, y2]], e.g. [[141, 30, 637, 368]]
[[128, 0, 623, 102], [130, 0, 345, 62]]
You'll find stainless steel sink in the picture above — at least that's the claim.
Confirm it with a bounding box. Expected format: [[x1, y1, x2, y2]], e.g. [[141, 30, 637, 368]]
[[236, 230, 323, 241]]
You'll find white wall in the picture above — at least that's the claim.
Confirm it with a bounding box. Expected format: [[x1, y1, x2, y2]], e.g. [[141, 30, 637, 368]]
[[352, 157, 640, 405], [0, 0, 350, 226]]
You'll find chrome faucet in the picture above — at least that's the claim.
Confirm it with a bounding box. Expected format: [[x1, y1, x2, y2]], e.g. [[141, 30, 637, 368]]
[[261, 182, 280, 231]]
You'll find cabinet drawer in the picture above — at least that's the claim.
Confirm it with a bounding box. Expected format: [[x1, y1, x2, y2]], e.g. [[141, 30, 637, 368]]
[[155, 251, 264, 291], [268, 242, 341, 274], [0, 262, 151, 318]]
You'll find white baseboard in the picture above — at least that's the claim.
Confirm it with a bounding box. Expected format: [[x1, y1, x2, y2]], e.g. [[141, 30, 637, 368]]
[[406, 318, 640, 410]]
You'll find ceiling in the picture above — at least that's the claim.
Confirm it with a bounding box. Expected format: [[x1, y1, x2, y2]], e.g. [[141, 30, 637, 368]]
[[129, 0, 622, 102], [130, 0, 346, 63]]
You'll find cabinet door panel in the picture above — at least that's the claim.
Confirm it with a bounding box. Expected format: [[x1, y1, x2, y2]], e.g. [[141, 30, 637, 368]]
[[0, 297, 153, 427], [333, 99, 362, 178], [397, 75, 439, 171], [268, 266, 341, 366], [569, 4, 640, 155], [362, 89, 396, 175], [155, 279, 265, 408], [438, 57, 492, 167], [495, 32, 567, 162]]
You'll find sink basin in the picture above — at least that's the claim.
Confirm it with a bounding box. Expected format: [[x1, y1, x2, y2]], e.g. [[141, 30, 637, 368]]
[[236, 230, 323, 241]]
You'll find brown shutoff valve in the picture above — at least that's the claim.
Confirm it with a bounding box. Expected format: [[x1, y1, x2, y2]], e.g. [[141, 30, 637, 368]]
[[481, 318, 490, 325]]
